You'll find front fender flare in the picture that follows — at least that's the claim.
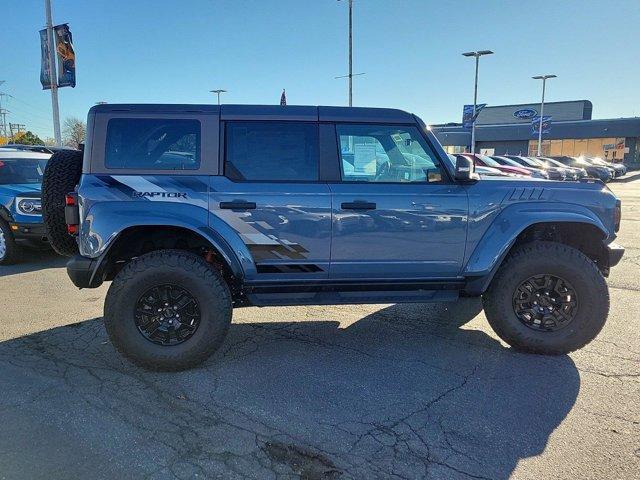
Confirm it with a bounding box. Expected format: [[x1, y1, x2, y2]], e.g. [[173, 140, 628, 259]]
[[0, 205, 13, 223], [463, 202, 609, 294]]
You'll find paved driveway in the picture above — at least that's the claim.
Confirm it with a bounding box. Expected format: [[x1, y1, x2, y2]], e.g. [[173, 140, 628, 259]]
[[0, 176, 638, 479]]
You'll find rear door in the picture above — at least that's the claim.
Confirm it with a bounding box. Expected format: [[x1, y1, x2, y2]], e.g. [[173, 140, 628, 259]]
[[211, 114, 332, 282], [328, 123, 468, 279]]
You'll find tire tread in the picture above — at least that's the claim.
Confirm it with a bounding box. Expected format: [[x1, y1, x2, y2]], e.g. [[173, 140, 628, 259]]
[[483, 241, 609, 354], [42, 150, 83, 256], [104, 249, 232, 371]]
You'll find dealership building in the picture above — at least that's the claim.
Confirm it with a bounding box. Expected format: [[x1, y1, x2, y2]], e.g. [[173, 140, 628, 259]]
[[431, 100, 640, 165]]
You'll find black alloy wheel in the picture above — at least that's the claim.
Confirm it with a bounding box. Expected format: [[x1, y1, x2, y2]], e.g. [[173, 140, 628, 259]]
[[512, 274, 578, 332], [135, 284, 201, 345]]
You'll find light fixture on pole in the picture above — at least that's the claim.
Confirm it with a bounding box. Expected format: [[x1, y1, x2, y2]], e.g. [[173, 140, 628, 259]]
[[462, 50, 493, 154], [532, 74, 557, 156], [210, 89, 227, 105]]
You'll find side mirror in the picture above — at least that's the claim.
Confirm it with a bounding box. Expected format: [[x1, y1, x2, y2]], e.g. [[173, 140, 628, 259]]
[[455, 156, 480, 182]]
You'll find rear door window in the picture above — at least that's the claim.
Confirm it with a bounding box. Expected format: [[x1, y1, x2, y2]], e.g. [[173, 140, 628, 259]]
[[225, 122, 318, 181], [105, 118, 201, 170]]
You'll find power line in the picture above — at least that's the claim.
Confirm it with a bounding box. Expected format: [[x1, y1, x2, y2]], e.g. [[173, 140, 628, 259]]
[[6, 95, 53, 123]]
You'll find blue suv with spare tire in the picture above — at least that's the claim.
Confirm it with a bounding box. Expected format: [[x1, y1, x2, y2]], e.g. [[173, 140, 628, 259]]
[[0, 148, 52, 264], [41, 104, 624, 371]]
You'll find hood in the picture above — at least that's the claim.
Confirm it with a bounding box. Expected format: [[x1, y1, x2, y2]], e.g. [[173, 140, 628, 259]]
[[0, 183, 42, 197]]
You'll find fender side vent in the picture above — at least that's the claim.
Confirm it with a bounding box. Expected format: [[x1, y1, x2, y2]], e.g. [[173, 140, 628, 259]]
[[508, 187, 546, 202]]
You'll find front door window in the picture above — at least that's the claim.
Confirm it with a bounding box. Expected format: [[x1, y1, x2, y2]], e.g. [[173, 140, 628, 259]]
[[337, 124, 445, 183]]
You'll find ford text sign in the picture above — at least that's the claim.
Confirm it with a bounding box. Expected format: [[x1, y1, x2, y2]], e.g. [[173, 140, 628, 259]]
[[513, 108, 538, 119]]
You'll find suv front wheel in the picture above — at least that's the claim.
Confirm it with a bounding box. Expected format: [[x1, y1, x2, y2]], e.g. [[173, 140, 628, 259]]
[[104, 249, 232, 371], [482, 241, 609, 354], [0, 220, 22, 265]]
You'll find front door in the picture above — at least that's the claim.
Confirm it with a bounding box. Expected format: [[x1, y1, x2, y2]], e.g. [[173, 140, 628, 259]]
[[211, 120, 332, 282], [329, 123, 468, 279]]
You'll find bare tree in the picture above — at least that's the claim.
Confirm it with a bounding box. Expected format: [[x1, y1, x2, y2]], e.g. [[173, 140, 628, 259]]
[[63, 117, 86, 148]]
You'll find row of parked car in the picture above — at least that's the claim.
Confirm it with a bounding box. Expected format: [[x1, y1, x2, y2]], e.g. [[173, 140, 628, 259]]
[[454, 153, 627, 182]]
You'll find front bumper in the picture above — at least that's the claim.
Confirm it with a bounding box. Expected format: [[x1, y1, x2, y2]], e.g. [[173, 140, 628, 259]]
[[605, 242, 625, 268], [10, 222, 49, 245], [67, 254, 103, 288]]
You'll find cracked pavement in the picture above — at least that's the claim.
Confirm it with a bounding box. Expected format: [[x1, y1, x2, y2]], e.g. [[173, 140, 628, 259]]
[[0, 179, 639, 479]]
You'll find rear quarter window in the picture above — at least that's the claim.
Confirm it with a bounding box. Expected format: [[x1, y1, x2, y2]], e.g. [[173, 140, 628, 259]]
[[105, 118, 201, 170]]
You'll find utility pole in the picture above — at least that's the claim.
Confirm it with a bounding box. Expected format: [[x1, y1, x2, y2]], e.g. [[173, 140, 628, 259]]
[[532, 74, 557, 156], [210, 89, 227, 106], [347, 0, 352, 106], [9, 123, 25, 141], [336, 0, 364, 106], [45, 0, 62, 146], [462, 50, 493, 154], [0, 110, 8, 142], [0, 82, 7, 140]]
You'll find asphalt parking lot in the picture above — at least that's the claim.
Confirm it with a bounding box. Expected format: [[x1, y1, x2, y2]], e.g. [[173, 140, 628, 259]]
[[1, 176, 639, 480]]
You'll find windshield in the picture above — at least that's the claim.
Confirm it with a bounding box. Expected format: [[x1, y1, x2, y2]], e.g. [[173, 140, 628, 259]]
[[495, 156, 523, 168], [476, 155, 501, 167], [0, 158, 48, 185], [590, 158, 607, 166], [544, 158, 567, 168], [519, 157, 542, 167], [489, 156, 508, 165]]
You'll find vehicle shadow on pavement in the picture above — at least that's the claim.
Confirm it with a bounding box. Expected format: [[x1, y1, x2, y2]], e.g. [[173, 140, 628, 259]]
[[0, 249, 65, 277], [0, 300, 580, 480], [615, 172, 640, 183]]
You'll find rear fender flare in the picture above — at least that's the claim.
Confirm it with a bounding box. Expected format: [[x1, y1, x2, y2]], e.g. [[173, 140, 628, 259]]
[[81, 202, 255, 280]]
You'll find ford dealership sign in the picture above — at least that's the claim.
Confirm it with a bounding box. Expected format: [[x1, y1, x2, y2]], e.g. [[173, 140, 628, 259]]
[[513, 108, 538, 119]]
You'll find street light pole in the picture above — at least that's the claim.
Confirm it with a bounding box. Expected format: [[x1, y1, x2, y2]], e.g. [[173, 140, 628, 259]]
[[462, 50, 493, 154], [210, 89, 227, 106], [336, 0, 359, 106], [348, 0, 352, 106], [45, 0, 62, 146], [532, 74, 557, 156]]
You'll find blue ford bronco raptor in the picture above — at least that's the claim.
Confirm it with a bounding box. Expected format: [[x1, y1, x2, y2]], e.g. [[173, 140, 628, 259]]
[[41, 104, 624, 371], [0, 148, 51, 264]]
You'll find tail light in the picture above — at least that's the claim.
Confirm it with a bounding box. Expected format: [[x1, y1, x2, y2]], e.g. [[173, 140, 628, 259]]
[[614, 201, 621, 232], [65, 192, 80, 236]]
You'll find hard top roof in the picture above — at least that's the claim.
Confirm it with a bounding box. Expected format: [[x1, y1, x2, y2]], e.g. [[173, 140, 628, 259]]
[[0, 148, 52, 160], [89, 104, 416, 124]]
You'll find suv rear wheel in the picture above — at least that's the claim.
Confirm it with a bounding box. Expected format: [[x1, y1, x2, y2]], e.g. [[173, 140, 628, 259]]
[[104, 249, 232, 371], [482, 241, 609, 354]]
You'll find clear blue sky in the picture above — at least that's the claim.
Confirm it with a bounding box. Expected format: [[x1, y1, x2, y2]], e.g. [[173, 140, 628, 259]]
[[3, 0, 640, 140]]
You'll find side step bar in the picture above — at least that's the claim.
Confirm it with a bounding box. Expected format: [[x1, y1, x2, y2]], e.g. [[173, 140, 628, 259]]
[[243, 279, 466, 295]]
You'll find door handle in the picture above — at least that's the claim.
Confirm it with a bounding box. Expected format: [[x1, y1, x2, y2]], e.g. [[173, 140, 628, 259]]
[[341, 201, 376, 210], [219, 201, 257, 210]]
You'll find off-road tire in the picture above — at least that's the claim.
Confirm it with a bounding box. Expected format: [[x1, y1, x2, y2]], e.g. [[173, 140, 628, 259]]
[[0, 220, 22, 265], [42, 149, 83, 256], [104, 249, 232, 371], [482, 241, 609, 355]]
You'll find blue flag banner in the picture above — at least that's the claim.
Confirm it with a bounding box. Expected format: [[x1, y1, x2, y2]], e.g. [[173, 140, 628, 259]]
[[462, 103, 486, 128], [531, 116, 552, 136], [54, 24, 76, 88], [39, 29, 53, 90]]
